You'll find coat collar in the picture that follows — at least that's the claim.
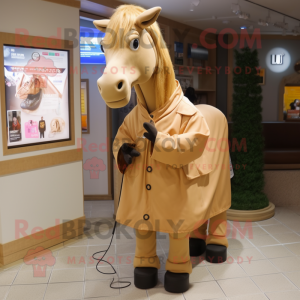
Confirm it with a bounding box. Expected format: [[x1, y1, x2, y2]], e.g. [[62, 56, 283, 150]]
[[135, 80, 184, 122]]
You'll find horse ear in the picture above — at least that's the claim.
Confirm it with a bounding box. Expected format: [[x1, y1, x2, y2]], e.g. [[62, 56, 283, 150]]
[[135, 7, 161, 29], [93, 19, 110, 33]]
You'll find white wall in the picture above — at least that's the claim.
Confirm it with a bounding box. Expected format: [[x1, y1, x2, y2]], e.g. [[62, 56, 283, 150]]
[[0, 0, 84, 244], [234, 39, 300, 122], [81, 64, 109, 196]]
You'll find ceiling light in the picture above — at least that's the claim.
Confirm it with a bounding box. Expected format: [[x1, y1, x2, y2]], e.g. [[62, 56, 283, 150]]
[[274, 22, 288, 30], [231, 3, 250, 20], [292, 26, 299, 36], [231, 4, 240, 14], [274, 17, 288, 30], [266, 10, 271, 24], [238, 12, 250, 20], [240, 26, 247, 30], [190, 0, 200, 11], [258, 19, 269, 26]]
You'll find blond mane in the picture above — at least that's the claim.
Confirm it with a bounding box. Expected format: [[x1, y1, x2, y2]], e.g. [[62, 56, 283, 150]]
[[103, 4, 176, 108]]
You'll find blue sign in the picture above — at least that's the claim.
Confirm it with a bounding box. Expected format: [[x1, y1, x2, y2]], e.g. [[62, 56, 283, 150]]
[[80, 26, 106, 64]]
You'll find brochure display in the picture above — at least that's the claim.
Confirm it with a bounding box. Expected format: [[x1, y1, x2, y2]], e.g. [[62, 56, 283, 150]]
[[3, 45, 70, 147], [0, 32, 75, 155]]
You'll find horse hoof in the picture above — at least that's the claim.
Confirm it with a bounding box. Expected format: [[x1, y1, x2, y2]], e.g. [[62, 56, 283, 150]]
[[134, 267, 158, 289], [205, 244, 227, 263], [189, 238, 206, 257], [164, 271, 189, 293]]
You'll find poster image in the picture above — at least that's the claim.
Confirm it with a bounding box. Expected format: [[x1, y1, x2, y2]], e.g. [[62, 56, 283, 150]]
[[283, 86, 300, 120], [81, 80, 89, 133], [7, 110, 22, 143], [3, 45, 70, 148]]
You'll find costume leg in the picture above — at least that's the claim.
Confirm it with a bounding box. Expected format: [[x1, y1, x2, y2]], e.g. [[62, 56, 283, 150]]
[[166, 232, 192, 274], [206, 211, 228, 264], [133, 229, 160, 290], [133, 229, 160, 269], [207, 211, 228, 247], [189, 220, 208, 257], [164, 232, 191, 293]]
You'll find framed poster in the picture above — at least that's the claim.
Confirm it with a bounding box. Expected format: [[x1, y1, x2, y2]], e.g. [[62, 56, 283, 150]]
[[0, 32, 75, 155], [176, 75, 194, 90], [258, 68, 265, 85], [81, 79, 90, 134], [283, 86, 300, 121]]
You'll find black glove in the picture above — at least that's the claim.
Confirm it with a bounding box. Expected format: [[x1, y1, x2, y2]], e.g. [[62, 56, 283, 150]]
[[121, 143, 140, 165], [143, 122, 157, 144]]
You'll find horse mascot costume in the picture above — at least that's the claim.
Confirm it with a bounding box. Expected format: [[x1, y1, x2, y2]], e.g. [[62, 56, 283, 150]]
[[94, 5, 231, 293]]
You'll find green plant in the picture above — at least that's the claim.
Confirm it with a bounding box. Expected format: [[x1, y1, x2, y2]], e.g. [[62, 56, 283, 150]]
[[230, 47, 268, 210]]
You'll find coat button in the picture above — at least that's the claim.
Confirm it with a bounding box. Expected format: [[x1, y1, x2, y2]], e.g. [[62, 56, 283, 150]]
[[147, 166, 152, 172], [150, 114, 153, 118], [143, 214, 150, 220], [146, 184, 151, 190]]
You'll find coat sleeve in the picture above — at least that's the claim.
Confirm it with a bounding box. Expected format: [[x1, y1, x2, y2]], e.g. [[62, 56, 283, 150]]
[[151, 112, 210, 167], [113, 117, 135, 174]]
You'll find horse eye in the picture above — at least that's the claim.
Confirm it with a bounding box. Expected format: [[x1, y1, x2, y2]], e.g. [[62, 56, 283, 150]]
[[100, 44, 105, 53], [130, 39, 139, 51]]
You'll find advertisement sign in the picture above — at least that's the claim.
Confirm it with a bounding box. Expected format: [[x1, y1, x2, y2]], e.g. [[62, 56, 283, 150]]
[[3, 45, 70, 147], [284, 86, 300, 121], [80, 26, 106, 64]]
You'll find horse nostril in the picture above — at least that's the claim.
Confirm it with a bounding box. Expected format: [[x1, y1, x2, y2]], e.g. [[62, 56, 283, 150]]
[[118, 81, 123, 90]]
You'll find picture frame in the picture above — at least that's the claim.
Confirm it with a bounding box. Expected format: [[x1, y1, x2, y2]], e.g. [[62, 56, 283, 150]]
[[81, 79, 90, 134], [0, 32, 75, 156], [176, 75, 194, 90], [258, 68, 265, 85]]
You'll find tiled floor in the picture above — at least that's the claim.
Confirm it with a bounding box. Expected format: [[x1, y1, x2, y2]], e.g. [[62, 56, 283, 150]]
[[1, 203, 300, 299]]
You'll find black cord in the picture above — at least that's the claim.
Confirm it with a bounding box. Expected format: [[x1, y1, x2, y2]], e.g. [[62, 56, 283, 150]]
[[92, 174, 131, 289]]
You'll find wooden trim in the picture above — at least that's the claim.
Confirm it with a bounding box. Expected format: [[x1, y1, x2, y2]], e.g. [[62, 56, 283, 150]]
[[258, 35, 300, 40], [80, 11, 107, 20], [227, 202, 275, 222], [0, 32, 75, 156], [81, 79, 90, 134], [264, 164, 300, 170], [84, 195, 113, 200], [0, 216, 85, 266], [227, 35, 234, 122], [43, 0, 81, 8], [0, 149, 82, 176], [106, 106, 113, 200]]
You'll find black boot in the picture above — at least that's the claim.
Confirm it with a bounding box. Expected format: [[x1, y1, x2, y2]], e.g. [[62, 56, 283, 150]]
[[20, 89, 42, 111], [189, 238, 206, 257], [134, 267, 158, 289], [205, 244, 227, 263], [164, 271, 189, 293]]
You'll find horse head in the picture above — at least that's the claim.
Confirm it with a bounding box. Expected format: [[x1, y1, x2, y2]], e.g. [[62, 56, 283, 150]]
[[94, 6, 162, 109]]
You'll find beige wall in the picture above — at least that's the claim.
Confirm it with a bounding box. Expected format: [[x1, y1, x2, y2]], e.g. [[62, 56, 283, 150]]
[[264, 170, 300, 207], [81, 65, 109, 196], [0, 0, 83, 244]]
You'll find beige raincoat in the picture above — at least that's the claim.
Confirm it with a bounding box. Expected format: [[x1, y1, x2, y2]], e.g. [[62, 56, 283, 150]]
[[113, 81, 231, 233]]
